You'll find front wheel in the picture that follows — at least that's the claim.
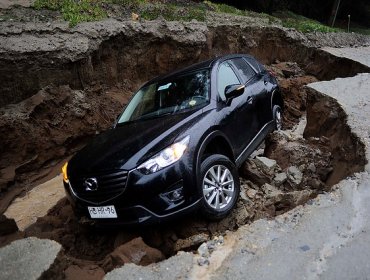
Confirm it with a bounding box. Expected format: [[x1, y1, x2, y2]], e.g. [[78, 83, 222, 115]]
[[199, 154, 240, 220]]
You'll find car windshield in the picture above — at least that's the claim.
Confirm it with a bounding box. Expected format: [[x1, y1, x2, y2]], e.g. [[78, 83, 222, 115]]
[[118, 70, 210, 123]]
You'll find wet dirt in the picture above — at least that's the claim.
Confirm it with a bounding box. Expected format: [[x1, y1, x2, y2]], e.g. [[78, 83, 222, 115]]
[[1, 61, 366, 279], [0, 7, 369, 277], [0, 85, 130, 214]]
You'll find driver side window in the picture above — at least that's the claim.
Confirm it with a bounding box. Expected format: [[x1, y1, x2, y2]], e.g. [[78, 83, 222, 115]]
[[217, 62, 240, 100]]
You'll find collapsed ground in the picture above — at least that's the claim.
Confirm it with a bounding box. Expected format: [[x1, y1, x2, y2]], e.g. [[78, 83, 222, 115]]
[[0, 60, 367, 279], [0, 7, 369, 279]]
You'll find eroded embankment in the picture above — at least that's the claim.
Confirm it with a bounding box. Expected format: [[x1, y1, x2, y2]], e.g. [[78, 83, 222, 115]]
[[0, 59, 367, 279], [1, 20, 369, 213], [1, 20, 369, 107], [0, 17, 369, 279]]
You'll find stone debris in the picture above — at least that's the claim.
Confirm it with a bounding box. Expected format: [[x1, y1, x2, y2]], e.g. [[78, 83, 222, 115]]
[[0, 237, 61, 280], [254, 156, 277, 174], [287, 166, 303, 187], [196, 235, 225, 266], [274, 172, 288, 186], [174, 233, 209, 252], [102, 237, 165, 271]]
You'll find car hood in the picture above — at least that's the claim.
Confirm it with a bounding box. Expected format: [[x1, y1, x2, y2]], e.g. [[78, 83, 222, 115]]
[[68, 109, 206, 174]]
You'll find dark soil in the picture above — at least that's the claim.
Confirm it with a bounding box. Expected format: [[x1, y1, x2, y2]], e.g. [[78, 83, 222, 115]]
[[1, 61, 366, 279]]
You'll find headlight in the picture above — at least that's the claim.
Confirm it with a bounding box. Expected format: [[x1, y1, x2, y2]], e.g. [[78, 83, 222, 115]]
[[138, 136, 190, 174], [62, 162, 69, 183]]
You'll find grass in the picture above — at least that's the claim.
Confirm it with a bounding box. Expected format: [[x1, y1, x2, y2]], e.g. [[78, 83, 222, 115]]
[[33, 0, 365, 34], [139, 3, 206, 22], [274, 10, 341, 33], [203, 0, 244, 16], [34, 0, 107, 26]]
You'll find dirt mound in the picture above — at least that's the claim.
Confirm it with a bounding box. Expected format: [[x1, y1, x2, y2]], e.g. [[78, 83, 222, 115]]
[[267, 62, 318, 128], [0, 85, 129, 214]]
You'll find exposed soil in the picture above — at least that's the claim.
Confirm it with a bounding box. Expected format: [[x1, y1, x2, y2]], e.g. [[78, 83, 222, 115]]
[[0, 6, 369, 279], [0, 61, 367, 279]]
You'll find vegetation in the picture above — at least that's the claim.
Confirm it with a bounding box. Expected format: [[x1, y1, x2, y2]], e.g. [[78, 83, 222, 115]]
[[139, 4, 206, 22], [32, 0, 367, 35], [275, 11, 341, 33], [34, 0, 107, 26]]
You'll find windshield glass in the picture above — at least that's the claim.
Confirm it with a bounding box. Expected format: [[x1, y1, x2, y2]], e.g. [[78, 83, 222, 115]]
[[118, 70, 210, 123]]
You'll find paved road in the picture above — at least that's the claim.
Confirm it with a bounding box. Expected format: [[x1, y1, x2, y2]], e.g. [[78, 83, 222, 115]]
[[322, 46, 370, 68]]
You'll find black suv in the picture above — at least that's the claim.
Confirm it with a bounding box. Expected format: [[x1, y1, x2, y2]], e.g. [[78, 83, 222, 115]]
[[62, 54, 283, 225]]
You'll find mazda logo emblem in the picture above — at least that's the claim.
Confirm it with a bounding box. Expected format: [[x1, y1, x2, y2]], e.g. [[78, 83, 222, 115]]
[[84, 178, 98, 191]]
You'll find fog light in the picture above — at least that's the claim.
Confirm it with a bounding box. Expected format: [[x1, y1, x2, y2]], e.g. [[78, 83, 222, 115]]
[[172, 189, 182, 200], [165, 187, 184, 202]]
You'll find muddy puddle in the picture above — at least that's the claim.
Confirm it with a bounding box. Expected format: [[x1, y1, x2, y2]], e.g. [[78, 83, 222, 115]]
[[0, 61, 366, 279]]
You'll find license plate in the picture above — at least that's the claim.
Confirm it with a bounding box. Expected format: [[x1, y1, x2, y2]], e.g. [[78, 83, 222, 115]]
[[88, 205, 117, 218]]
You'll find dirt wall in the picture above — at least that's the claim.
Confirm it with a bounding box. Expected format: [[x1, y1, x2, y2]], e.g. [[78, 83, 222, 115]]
[[1, 20, 369, 107]]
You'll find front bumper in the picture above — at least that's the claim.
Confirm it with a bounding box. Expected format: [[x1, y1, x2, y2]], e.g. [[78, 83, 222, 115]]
[[64, 162, 200, 226]]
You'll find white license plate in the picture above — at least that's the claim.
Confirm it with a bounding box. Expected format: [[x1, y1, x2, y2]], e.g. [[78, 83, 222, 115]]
[[88, 205, 117, 218]]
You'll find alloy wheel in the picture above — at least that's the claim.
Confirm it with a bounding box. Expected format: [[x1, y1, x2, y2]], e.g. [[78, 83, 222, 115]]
[[202, 164, 235, 210]]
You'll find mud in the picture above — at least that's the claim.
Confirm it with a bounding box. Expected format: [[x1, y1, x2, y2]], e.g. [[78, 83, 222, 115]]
[[1, 13, 369, 216], [0, 62, 366, 279], [0, 8, 369, 279], [0, 85, 129, 213]]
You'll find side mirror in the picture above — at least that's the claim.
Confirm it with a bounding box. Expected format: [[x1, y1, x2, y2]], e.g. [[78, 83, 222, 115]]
[[224, 84, 245, 100]]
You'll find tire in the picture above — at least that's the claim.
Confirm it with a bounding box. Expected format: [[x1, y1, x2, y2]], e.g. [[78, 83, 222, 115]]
[[273, 105, 282, 130], [199, 154, 240, 220]]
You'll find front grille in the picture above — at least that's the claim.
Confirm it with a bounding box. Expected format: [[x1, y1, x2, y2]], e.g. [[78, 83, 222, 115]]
[[69, 169, 129, 204]]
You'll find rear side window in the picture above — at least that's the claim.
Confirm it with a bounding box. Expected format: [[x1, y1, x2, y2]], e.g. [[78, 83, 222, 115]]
[[217, 62, 240, 100], [246, 57, 266, 73], [231, 58, 256, 82]]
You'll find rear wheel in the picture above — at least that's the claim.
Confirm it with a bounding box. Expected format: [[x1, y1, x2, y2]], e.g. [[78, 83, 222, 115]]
[[273, 105, 282, 130], [199, 154, 240, 220]]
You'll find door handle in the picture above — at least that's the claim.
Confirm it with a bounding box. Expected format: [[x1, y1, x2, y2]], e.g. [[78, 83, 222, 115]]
[[247, 96, 253, 104], [264, 79, 268, 85]]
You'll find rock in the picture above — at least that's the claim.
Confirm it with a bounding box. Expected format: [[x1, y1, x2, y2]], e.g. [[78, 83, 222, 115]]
[[290, 190, 314, 205], [197, 242, 209, 257], [102, 237, 164, 271], [241, 160, 271, 185], [197, 257, 210, 266], [174, 233, 209, 252], [240, 189, 252, 204], [307, 163, 316, 173], [255, 156, 277, 174], [235, 205, 252, 226], [0, 215, 18, 236], [273, 172, 287, 186], [0, 237, 61, 280], [287, 166, 303, 186], [246, 188, 258, 199], [262, 183, 283, 199], [131, 12, 139, 21], [65, 265, 105, 280]]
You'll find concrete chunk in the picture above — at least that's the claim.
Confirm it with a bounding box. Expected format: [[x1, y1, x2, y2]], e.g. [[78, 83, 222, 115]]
[[287, 166, 303, 186], [105, 252, 194, 280], [255, 157, 277, 173], [274, 172, 288, 186], [0, 237, 61, 280]]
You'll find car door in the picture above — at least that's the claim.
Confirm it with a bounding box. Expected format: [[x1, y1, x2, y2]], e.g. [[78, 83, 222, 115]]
[[216, 60, 255, 157], [244, 57, 272, 126]]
